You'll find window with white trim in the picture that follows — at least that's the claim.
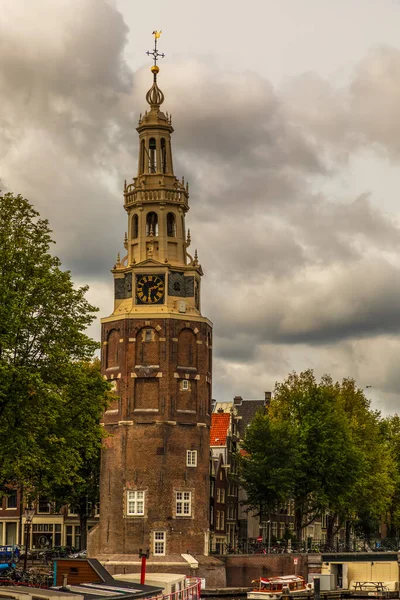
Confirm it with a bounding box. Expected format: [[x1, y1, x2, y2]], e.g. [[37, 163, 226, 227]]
[[175, 491, 191, 516], [182, 379, 189, 390], [153, 531, 166, 555], [186, 450, 197, 467], [127, 491, 145, 516]]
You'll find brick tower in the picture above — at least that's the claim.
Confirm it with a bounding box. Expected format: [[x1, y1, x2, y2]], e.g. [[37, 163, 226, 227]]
[[88, 33, 213, 568]]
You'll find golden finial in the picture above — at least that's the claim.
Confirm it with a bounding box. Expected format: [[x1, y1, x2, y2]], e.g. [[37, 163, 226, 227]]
[[186, 229, 191, 247], [146, 31, 165, 78], [116, 252, 121, 267], [145, 31, 165, 107], [193, 249, 199, 266]]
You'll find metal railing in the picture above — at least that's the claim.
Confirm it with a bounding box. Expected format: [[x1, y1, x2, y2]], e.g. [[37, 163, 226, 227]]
[[209, 538, 400, 555]]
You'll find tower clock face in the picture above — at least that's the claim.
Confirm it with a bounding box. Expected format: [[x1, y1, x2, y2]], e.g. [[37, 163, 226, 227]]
[[136, 274, 165, 304]]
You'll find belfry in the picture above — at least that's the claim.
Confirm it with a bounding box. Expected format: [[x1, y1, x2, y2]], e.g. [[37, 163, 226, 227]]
[[89, 33, 213, 569]]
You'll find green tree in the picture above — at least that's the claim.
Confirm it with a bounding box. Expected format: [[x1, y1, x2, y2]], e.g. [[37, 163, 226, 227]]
[[0, 192, 109, 496], [50, 360, 109, 550], [269, 370, 364, 541], [238, 410, 298, 522], [379, 414, 400, 539], [335, 380, 395, 546]]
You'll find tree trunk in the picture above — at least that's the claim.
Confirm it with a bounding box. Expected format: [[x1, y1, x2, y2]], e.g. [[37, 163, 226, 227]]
[[295, 506, 302, 542], [326, 514, 335, 547], [345, 520, 351, 551], [79, 513, 88, 551]]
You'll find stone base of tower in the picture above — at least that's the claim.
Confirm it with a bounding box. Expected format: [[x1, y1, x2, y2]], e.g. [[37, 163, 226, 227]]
[[89, 553, 226, 588]]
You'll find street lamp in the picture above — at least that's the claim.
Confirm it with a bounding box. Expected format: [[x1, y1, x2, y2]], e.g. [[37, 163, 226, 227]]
[[23, 506, 35, 572], [267, 520, 272, 554]]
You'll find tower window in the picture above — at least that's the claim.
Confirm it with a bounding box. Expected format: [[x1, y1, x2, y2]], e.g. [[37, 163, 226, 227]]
[[149, 138, 157, 173], [186, 450, 197, 467], [161, 138, 167, 173], [146, 212, 158, 236], [132, 214, 138, 239], [181, 379, 189, 391], [175, 491, 192, 516], [140, 139, 145, 174], [127, 491, 145, 516], [167, 213, 176, 237], [153, 531, 166, 555]]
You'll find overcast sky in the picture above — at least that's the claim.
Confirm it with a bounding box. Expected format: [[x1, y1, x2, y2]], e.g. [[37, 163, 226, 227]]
[[2, 0, 400, 412]]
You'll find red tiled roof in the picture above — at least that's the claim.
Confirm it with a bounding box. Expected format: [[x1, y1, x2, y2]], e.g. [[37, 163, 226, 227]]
[[210, 413, 230, 446]]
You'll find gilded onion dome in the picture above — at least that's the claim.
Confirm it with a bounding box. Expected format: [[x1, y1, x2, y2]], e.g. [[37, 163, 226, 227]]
[[146, 65, 165, 107]]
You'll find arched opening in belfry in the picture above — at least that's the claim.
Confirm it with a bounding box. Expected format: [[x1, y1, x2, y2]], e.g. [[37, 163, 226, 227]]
[[140, 139, 145, 174], [149, 137, 157, 173], [146, 211, 158, 236], [132, 214, 139, 239], [161, 138, 167, 174], [167, 213, 176, 237]]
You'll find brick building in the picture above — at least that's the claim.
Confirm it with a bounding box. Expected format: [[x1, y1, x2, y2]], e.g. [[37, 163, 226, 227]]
[[88, 37, 214, 571], [209, 411, 239, 552], [0, 491, 92, 550]]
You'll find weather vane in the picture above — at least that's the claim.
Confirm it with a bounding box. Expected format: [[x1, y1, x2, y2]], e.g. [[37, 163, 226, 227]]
[[146, 31, 165, 68]]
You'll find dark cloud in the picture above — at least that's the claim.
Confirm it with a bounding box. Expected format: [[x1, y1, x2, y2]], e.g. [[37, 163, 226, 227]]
[[3, 1, 400, 407]]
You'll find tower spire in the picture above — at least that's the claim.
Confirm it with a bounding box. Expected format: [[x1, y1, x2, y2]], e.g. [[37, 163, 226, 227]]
[[145, 31, 165, 108]]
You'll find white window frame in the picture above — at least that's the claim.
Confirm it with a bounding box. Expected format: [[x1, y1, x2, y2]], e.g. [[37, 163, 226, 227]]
[[126, 490, 145, 516], [186, 450, 197, 467], [153, 531, 166, 556], [182, 379, 189, 390], [175, 491, 192, 517]]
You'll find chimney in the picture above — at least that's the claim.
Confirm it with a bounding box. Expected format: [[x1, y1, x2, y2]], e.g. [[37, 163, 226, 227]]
[[233, 396, 243, 406]]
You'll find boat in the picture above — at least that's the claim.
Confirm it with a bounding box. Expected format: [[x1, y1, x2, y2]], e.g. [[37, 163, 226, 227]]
[[248, 575, 309, 599]]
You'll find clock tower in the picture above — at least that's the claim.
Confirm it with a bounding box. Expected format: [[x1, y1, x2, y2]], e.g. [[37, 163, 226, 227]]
[[88, 34, 213, 569]]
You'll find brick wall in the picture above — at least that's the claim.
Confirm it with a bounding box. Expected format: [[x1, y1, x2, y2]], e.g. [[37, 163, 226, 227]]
[[224, 554, 309, 587], [90, 316, 212, 558]]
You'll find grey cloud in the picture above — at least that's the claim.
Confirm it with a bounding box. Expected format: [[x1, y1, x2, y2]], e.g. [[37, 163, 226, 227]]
[[3, 1, 400, 412]]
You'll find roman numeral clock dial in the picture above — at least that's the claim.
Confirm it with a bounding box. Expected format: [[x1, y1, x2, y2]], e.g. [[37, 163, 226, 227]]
[[136, 274, 165, 304]]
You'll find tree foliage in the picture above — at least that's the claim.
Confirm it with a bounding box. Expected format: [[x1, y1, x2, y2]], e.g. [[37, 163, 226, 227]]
[[238, 369, 395, 542], [0, 192, 110, 497]]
